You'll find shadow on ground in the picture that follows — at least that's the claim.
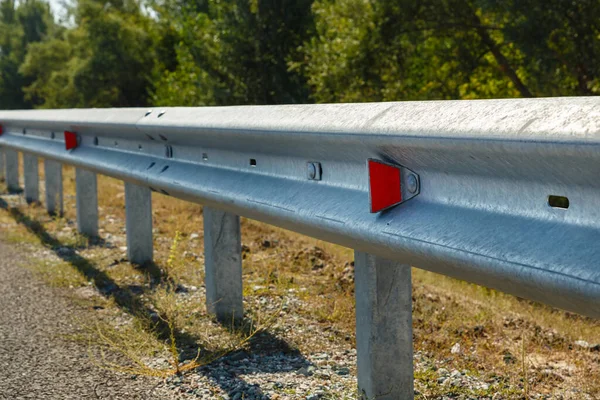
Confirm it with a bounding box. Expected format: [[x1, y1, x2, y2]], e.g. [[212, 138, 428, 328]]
[[0, 196, 313, 399]]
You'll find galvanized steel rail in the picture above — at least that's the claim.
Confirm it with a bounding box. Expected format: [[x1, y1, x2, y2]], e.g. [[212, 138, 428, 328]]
[[0, 97, 599, 399]]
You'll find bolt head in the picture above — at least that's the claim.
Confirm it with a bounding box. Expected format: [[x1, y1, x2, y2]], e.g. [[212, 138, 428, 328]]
[[407, 174, 418, 194], [308, 163, 316, 179]]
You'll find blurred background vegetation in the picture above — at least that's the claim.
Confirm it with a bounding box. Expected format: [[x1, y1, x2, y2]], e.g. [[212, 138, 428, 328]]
[[1, 0, 599, 109]]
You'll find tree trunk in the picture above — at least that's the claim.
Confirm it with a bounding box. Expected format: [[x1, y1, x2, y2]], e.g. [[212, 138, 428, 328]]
[[472, 15, 534, 98]]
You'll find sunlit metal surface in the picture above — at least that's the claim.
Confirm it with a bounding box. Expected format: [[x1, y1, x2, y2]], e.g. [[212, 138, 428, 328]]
[[1, 97, 599, 318]]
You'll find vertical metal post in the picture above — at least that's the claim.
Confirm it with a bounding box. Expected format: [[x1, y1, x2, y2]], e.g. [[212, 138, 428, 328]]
[[354, 251, 414, 400], [125, 182, 153, 264], [0, 147, 4, 182], [23, 153, 39, 203], [5, 149, 19, 192], [44, 160, 63, 216], [203, 206, 243, 323], [75, 168, 98, 236]]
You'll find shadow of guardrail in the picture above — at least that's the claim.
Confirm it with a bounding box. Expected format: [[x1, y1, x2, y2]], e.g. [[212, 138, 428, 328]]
[[0, 197, 202, 351], [0, 196, 314, 399]]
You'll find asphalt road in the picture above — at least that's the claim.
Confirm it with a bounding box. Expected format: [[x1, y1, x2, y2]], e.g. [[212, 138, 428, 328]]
[[0, 240, 163, 400]]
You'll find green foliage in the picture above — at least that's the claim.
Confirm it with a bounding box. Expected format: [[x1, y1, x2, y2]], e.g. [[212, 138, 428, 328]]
[[1, 0, 600, 109], [499, 0, 600, 96], [151, 0, 314, 106], [0, 0, 55, 109], [299, 0, 527, 102], [292, 0, 381, 103], [153, 46, 219, 107], [300, 0, 600, 103], [151, 6, 222, 106], [20, 0, 155, 108]]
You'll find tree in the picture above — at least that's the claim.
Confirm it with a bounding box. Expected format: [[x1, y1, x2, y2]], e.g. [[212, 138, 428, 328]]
[[498, 0, 600, 96], [0, 0, 55, 109], [152, 0, 314, 106], [3, 0, 600, 109], [299, 0, 536, 103], [20, 0, 155, 108]]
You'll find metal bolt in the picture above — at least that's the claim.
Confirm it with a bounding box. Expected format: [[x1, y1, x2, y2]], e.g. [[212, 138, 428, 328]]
[[307, 162, 322, 181], [308, 163, 316, 179], [407, 174, 418, 194]]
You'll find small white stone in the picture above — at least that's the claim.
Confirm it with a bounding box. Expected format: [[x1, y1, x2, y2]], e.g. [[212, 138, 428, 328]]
[[450, 343, 461, 354]]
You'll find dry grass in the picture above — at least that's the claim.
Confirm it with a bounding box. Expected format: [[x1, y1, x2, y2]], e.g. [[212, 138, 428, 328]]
[[0, 159, 599, 398]]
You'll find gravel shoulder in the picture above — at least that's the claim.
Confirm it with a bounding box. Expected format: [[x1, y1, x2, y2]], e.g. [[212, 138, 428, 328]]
[[0, 239, 165, 400]]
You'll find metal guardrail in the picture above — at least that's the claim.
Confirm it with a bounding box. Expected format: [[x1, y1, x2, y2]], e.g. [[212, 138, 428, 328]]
[[0, 97, 599, 399]]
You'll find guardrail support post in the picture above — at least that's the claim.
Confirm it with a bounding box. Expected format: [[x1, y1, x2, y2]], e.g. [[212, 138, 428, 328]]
[[75, 168, 98, 236], [5, 149, 19, 192], [125, 182, 153, 264], [44, 160, 63, 216], [354, 251, 414, 400], [23, 153, 39, 203], [203, 207, 243, 323], [0, 148, 4, 182]]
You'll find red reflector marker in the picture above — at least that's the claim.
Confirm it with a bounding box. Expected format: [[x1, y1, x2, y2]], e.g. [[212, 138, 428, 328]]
[[368, 159, 402, 213], [64, 131, 78, 150], [0, 125, 3, 135]]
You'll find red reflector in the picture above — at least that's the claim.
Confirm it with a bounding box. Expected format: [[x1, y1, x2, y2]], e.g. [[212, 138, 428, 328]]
[[64, 131, 78, 150], [368, 159, 402, 213], [0, 125, 3, 135]]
